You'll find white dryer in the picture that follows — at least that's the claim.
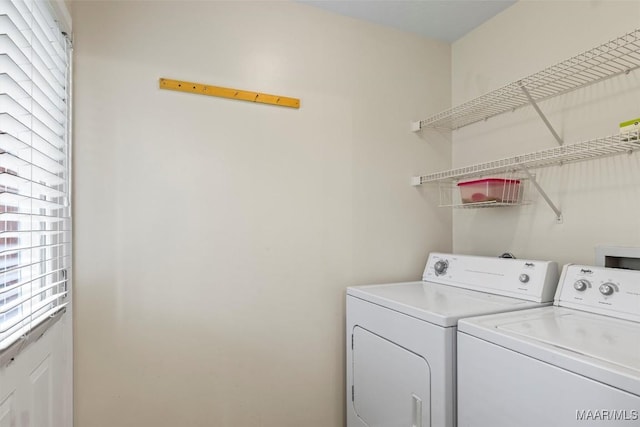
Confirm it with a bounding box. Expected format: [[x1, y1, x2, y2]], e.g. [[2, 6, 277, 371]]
[[457, 264, 640, 427], [346, 253, 559, 427]]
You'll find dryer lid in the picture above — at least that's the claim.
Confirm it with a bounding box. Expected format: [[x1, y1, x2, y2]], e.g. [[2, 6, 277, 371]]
[[347, 281, 544, 327]]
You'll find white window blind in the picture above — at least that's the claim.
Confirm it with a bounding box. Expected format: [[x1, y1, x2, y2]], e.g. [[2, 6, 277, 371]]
[[0, 0, 70, 353]]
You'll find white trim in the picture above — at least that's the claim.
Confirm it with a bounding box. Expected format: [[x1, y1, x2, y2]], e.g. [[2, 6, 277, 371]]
[[48, 0, 72, 35]]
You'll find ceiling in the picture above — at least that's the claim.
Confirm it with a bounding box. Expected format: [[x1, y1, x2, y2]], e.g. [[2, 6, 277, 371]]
[[300, 0, 517, 42]]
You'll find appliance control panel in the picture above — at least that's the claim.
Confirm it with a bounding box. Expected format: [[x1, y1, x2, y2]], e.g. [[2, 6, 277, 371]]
[[422, 253, 559, 303], [556, 264, 640, 322]]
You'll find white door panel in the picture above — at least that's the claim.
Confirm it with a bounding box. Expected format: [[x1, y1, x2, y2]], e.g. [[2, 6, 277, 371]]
[[353, 327, 431, 427], [0, 315, 72, 427], [0, 394, 15, 427], [30, 357, 53, 427]]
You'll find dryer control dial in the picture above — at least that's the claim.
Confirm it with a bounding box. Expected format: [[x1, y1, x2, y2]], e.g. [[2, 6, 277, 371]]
[[519, 274, 530, 283], [434, 260, 449, 276], [599, 283, 615, 296], [573, 279, 589, 292]]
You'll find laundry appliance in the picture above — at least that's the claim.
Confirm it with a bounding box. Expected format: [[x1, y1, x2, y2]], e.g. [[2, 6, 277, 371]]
[[346, 252, 559, 427], [457, 264, 640, 426]]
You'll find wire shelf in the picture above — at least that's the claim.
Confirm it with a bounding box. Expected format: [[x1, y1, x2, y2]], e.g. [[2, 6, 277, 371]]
[[416, 28, 640, 131], [440, 200, 532, 209], [415, 130, 640, 185]]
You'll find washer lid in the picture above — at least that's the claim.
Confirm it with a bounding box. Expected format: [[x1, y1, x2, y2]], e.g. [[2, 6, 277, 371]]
[[459, 306, 640, 395], [347, 281, 544, 327]]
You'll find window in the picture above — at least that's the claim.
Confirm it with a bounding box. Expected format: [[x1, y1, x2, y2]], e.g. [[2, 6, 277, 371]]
[[0, 0, 71, 353]]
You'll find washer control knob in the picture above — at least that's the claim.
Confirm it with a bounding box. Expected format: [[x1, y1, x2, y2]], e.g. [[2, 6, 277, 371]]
[[434, 260, 449, 276], [573, 280, 589, 292], [599, 283, 615, 296], [519, 274, 530, 283]]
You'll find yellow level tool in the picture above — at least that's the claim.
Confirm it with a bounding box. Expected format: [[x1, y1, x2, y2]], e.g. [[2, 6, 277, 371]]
[[159, 78, 300, 109]]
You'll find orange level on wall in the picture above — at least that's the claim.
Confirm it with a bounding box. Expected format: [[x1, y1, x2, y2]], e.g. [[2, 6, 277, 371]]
[[159, 78, 300, 109]]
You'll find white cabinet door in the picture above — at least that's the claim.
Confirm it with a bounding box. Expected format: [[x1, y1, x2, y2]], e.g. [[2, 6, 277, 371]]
[[352, 326, 430, 427]]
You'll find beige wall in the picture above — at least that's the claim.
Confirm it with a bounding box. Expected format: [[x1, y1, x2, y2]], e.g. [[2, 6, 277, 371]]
[[72, 1, 451, 426], [451, 1, 640, 264]]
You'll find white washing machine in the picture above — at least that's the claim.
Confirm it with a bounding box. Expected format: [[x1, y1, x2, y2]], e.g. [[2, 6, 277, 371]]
[[346, 252, 559, 427], [458, 264, 640, 427]]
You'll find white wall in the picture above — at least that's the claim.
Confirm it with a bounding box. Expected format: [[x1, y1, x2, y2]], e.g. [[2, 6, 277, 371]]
[[72, 1, 451, 426], [451, 1, 640, 264]]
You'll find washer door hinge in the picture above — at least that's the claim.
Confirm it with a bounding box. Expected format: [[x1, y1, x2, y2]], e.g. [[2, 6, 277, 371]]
[[351, 334, 354, 349], [351, 385, 354, 402]]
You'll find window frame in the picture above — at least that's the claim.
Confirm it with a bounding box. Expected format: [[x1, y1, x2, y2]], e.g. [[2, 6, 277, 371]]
[[0, 0, 72, 363]]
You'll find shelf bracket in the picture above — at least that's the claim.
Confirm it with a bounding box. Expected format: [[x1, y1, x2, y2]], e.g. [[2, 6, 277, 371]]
[[519, 165, 563, 223], [518, 81, 564, 146]]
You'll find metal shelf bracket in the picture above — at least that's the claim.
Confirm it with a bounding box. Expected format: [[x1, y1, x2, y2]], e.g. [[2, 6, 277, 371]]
[[518, 81, 563, 146], [519, 165, 563, 223]]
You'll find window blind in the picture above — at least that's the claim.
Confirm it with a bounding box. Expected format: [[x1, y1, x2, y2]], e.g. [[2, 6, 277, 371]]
[[0, 0, 70, 353]]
